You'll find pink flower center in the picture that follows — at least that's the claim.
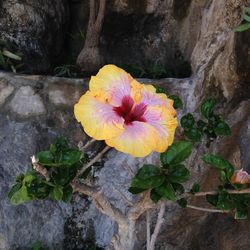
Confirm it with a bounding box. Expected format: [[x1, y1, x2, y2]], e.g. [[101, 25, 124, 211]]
[[113, 96, 147, 125]]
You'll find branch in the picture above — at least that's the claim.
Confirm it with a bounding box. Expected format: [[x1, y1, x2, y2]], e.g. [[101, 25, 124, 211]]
[[72, 182, 128, 226], [194, 188, 250, 196], [31, 156, 50, 181], [186, 205, 227, 213], [179, 188, 250, 200], [149, 201, 165, 250], [76, 145, 111, 179], [95, 0, 106, 31], [128, 191, 154, 220], [146, 210, 151, 250], [89, 0, 95, 25], [78, 138, 96, 151]]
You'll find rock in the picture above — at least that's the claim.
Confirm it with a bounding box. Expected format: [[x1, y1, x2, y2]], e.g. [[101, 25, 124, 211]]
[[48, 83, 83, 106], [0, 0, 69, 73], [0, 79, 14, 106], [9, 86, 45, 118], [0, 72, 88, 249]]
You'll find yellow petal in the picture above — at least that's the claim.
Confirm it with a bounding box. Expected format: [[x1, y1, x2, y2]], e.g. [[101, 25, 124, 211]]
[[141, 84, 176, 116], [144, 106, 178, 152], [105, 121, 158, 157], [74, 91, 124, 140], [89, 64, 133, 106]]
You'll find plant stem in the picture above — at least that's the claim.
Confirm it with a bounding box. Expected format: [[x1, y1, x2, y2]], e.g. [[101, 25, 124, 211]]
[[149, 201, 165, 250], [146, 210, 151, 250], [186, 205, 227, 213], [194, 188, 250, 196], [76, 145, 111, 178], [80, 138, 96, 151]]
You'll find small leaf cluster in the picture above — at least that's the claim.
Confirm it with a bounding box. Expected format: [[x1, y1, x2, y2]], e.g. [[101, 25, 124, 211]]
[[8, 137, 84, 205], [202, 154, 250, 219], [181, 98, 231, 143], [234, 7, 250, 32], [129, 141, 192, 204], [53, 64, 80, 78], [0, 39, 23, 73]]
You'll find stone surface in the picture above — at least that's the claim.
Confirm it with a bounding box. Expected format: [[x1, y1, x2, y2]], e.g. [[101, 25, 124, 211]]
[[0, 80, 14, 106], [0, 0, 69, 73], [0, 0, 250, 249], [9, 86, 45, 117]]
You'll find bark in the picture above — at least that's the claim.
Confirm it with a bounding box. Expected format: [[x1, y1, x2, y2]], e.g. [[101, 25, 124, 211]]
[[76, 0, 106, 73]]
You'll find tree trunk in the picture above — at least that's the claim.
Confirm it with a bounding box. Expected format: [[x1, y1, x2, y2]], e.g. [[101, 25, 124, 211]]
[[76, 0, 106, 73]]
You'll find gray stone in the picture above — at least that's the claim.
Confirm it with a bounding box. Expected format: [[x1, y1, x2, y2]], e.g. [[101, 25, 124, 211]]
[[48, 83, 83, 106], [9, 86, 45, 117], [0, 0, 69, 73], [0, 80, 14, 106]]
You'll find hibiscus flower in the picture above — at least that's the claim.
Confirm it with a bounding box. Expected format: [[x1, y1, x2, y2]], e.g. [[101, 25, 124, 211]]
[[74, 65, 178, 157]]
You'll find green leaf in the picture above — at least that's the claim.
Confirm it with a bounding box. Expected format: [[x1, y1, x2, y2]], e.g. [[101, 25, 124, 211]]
[[8, 183, 22, 199], [217, 190, 234, 211], [167, 165, 190, 183], [214, 121, 231, 136], [206, 194, 218, 207], [168, 95, 183, 109], [10, 185, 32, 205], [0, 52, 6, 66], [177, 198, 187, 208], [155, 182, 176, 201], [2, 49, 22, 60], [36, 151, 54, 165], [246, 7, 250, 15], [203, 154, 235, 180], [235, 208, 248, 219], [180, 113, 195, 129], [243, 14, 250, 22], [62, 185, 73, 203], [150, 189, 162, 203], [131, 165, 165, 189], [52, 186, 63, 201], [171, 183, 185, 194], [197, 120, 207, 132], [60, 149, 82, 165], [184, 128, 202, 141], [32, 241, 42, 250], [135, 164, 161, 180], [234, 22, 250, 32], [161, 141, 193, 166], [54, 136, 69, 151], [201, 98, 217, 118], [202, 154, 234, 174], [128, 187, 146, 194], [190, 183, 200, 194], [154, 85, 167, 95], [131, 176, 165, 189]]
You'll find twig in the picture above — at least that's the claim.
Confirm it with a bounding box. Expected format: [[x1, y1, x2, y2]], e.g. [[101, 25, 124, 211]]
[[194, 189, 250, 196], [78, 138, 96, 151], [95, 0, 106, 30], [146, 210, 151, 250], [31, 155, 50, 181], [128, 191, 154, 220], [179, 188, 250, 200], [149, 201, 165, 250], [186, 205, 227, 213], [72, 182, 128, 226], [76, 145, 111, 179]]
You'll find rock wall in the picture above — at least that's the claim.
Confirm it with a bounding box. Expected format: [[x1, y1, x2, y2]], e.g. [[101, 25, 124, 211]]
[[0, 0, 69, 73], [0, 0, 250, 249]]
